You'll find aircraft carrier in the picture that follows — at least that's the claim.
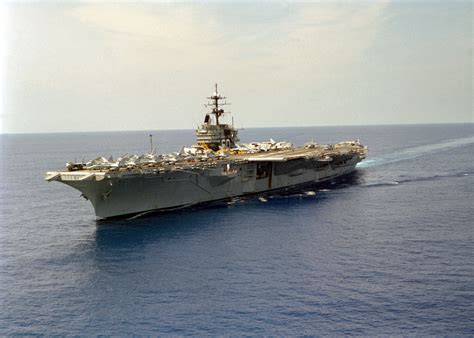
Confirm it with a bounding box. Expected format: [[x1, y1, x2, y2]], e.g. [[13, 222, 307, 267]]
[[46, 85, 368, 219]]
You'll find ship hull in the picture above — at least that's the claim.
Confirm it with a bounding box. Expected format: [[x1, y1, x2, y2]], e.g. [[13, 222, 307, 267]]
[[60, 156, 361, 219]]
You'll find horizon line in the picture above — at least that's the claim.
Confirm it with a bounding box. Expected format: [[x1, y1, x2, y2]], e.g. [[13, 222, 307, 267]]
[[1, 121, 473, 136]]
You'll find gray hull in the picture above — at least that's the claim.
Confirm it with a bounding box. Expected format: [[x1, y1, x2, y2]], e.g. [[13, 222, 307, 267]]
[[60, 156, 361, 219]]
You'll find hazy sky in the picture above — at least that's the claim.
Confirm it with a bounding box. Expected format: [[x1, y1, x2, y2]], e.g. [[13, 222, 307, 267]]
[[1, 1, 472, 133]]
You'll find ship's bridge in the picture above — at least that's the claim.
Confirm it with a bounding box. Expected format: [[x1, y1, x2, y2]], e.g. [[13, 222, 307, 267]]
[[195, 84, 239, 150]]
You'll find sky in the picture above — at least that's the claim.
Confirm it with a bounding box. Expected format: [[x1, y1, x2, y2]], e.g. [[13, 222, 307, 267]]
[[1, 1, 472, 134]]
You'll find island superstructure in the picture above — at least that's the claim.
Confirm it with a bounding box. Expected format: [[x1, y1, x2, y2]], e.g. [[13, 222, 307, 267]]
[[46, 84, 368, 219]]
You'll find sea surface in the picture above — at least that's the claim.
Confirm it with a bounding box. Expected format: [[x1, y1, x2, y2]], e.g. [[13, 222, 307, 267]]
[[1, 124, 473, 335]]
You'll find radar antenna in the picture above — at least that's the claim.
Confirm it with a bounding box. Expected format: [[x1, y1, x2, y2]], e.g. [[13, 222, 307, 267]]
[[149, 134, 154, 154], [205, 83, 230, 125]]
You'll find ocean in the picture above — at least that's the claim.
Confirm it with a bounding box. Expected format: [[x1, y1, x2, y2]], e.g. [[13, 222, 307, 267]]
[[1, 124, 473, 335]]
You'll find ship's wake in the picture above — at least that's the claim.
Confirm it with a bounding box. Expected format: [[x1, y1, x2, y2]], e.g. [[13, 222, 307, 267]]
[[357, 135, 474, 169], [360, 171, 473, 188]]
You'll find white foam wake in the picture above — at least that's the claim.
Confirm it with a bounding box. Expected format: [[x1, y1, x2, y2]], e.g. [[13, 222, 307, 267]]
[[357, 135, 474, 169]]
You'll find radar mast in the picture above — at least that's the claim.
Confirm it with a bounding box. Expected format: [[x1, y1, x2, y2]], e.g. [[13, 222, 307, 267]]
[[206, 83, 230, 125]]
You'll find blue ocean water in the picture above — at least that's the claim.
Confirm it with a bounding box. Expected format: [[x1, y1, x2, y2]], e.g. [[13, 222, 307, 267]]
[[0, 124, 473, 335]]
